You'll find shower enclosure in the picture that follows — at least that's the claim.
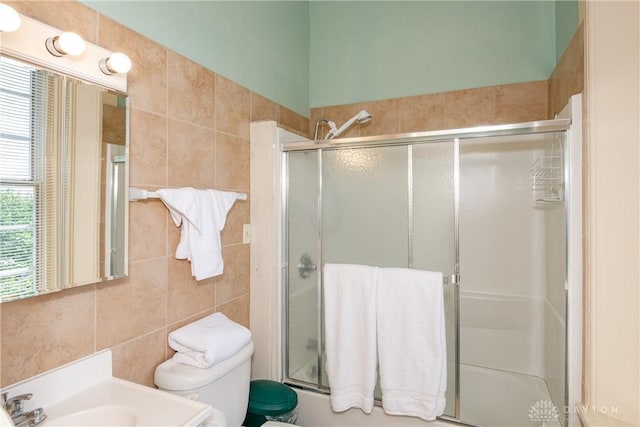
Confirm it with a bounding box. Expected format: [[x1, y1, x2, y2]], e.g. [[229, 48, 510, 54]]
[[285, 137, 459, 417], [249, 95, 582, 427]]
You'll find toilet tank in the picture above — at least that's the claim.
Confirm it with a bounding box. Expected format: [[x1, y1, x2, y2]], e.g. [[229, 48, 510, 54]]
[[155, 341, 254, 427]]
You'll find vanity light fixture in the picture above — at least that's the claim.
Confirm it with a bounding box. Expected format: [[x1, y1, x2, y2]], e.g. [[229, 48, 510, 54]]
[[99, 52, 132, 75], [0, 4, 21, 32], [1, 12, 128, 91], [45, 31, 86, 57]]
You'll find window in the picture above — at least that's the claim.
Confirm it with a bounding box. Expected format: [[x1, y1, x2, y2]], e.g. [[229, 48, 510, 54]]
[[0, 57, 58, 301]]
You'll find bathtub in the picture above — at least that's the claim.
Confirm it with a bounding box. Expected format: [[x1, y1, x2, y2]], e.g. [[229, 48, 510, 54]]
[[287, 291, 563, 427], [293, 363, 560, 427], [294, 387, 456, 427], [460, 290, 545, 376]]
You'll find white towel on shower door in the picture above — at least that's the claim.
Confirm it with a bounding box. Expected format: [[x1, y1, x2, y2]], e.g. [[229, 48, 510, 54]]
[[323, 263, 378, 414], [376, 267, 446, 421]]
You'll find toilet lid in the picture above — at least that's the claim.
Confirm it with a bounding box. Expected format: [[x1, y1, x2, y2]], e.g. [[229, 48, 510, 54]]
[[154, 341, 254, 390]]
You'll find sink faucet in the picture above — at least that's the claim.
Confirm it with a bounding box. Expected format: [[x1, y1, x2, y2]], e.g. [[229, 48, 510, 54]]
[[1, 393, 47, 427]]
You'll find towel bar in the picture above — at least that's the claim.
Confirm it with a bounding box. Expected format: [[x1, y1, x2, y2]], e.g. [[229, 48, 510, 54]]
[[129, 187, 247, 202], [317, 263, 458, 286]]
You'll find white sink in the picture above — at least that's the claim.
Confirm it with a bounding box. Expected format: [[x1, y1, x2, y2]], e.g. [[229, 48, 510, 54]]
[[46, 405, 136, 426], [0, 351, 213, 427]]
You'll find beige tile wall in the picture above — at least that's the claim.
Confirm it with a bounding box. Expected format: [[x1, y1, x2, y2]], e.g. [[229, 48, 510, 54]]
[[0, 1, 308, 388], [310, 80, 550, 139], [549, 23, 584, 118], [548, 23, 585, 118]]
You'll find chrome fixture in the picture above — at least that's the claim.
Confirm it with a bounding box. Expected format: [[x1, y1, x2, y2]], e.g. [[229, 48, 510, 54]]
[[313, 118, 337, 140], [314, 109, 373, 140], [45, 31, 86, 57], [0, 4, 21, 32], [99, 52, 132, 75], [298, 253, 317, 279], [1, 392, 47, 427], [327, 109, 372, 139]]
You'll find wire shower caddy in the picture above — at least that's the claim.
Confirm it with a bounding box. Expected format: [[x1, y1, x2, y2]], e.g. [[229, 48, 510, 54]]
[[531, 137, 564, 204]]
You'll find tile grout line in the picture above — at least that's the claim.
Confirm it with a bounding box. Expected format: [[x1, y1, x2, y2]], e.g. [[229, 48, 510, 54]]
[[93, 7, 101, 354], [213, 73, 219, 314], [164, 47, 170, 359], [93, 0, 101, 350], [213, 72, 219, 190], [108, 325, 166, 354]]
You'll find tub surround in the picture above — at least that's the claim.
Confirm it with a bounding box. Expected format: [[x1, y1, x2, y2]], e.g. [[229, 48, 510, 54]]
[[0, 0, 308, 389]]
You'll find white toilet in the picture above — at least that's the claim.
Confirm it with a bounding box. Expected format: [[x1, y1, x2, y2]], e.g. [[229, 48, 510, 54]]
[[154, 340, 299, 427]]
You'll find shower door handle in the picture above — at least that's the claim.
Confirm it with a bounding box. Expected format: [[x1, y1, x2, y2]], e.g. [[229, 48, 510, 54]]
[[298, 253, 317, 279], [444, 274, 460, 286]]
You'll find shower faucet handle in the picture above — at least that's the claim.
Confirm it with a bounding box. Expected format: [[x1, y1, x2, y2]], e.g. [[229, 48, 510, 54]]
[[298, 254, 317, 279]]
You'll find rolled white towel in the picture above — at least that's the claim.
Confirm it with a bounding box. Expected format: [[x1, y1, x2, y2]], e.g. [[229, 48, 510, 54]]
[[169, 313, 251, 368]]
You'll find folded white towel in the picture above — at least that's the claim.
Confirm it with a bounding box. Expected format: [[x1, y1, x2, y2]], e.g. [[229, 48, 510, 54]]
[[323, 263, 378, 414], [157, 188, 237, 280], [376, 268, 446, 421], [169, 313, 251, 368]]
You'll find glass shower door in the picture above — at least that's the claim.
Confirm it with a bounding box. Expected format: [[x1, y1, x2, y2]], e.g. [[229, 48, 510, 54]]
[[285, 140, 459, 419], [412, 141, 458, 418], [285, 150, 320, 386], [321, 145, 410, 391]]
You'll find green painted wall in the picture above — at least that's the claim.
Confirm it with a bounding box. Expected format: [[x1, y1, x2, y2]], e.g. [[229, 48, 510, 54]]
[[82, 1, 310, 116], [555, 0, 579, 62], [309, 1, 556, 108], [83, 1, 577, 115]]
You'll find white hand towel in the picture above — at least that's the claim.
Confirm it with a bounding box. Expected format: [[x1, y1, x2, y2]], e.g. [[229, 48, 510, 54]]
[[207, 189, 237, 231], [157, 187, 202, 230], [376, 268, 446, 421], [169, 313, 251, 368], [157, 188, 237, 280], [323, 263, 377, 414], [184, 189, 236, 279]]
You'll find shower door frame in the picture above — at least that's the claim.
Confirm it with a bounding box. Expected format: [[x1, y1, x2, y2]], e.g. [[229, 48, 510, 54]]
[[280, 118, 572, 424]]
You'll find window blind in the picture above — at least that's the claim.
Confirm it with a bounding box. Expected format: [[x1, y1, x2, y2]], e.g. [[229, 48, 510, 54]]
[[0, 57, 59, 300]]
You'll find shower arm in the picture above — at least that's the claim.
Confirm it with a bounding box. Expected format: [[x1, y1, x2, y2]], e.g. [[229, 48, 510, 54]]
[[325, 110, 373, 140], [327, 115, 358, 139], [314, 110, 372, 140], [313, 118, 338, 140]]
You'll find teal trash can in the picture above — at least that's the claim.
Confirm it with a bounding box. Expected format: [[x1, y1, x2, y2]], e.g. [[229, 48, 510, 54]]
[[243, 380, 298, 427]]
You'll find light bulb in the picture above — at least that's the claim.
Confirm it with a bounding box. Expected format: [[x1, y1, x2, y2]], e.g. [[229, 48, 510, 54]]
[[0, 4, 21, 32], [99, 52, 132, 75], [57, 32, 85, 55], [46, 31, 86, 57]]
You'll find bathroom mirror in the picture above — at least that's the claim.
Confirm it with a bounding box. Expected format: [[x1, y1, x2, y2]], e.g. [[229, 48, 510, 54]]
[[0, 55, 129, 302]]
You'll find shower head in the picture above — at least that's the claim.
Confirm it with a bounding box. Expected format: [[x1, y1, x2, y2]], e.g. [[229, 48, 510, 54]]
[[326, 109, 372, 139], [356, 110, 372, 124]]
